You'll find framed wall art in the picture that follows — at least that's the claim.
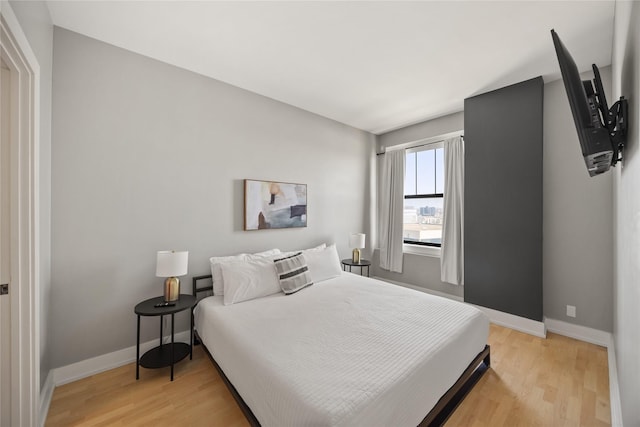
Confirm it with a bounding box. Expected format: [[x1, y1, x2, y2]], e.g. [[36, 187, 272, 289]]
[[244, 179, 307, 230]]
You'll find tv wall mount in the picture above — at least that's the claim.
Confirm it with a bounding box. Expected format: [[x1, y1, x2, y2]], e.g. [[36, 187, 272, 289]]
[[589, 64, 628, 166]]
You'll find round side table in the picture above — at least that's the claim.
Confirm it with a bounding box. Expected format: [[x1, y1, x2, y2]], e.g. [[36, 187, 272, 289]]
[[341, 259, 371, 277], [134, 294, 197, 381]]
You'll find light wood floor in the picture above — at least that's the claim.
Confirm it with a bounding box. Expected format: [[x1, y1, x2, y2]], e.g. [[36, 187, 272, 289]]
[[45, 324, 610, 426]]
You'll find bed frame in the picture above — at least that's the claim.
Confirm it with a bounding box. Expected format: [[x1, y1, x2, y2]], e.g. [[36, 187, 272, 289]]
[[192, 274, 491, 427]]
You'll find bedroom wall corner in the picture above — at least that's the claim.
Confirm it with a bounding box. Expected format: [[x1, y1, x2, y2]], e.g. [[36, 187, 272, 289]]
[[542, 67, 613, 332], [50, 27, 376, 369]]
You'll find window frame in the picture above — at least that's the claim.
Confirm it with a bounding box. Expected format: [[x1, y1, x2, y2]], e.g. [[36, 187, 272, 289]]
[[403, 141, 444, 248]]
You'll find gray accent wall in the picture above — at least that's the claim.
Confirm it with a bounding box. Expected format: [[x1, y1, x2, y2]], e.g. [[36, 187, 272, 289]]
[[8, 0, 53, 390], [612, 1, 640, 425], [464, 77, 543, 321], [51, 28, 375, 368]]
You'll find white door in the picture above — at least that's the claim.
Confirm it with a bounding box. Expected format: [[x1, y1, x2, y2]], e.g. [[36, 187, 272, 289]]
[[0, 62, 11, 427]]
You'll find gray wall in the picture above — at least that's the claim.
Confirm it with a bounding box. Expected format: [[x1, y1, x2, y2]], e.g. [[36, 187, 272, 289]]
[[372, 112, 464, 298], [372, 76, 614, 331], [376, 112, 464, 155], [464, 77, 543, 321], [51, 28, 375, 368], [543, 67, 613, 331], [8, 0, 53, 390], [612, 1, 639, 425]]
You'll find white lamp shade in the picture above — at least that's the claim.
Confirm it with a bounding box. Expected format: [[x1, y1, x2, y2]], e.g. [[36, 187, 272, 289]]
[[349, 233, 366, 249], [156, 251, 189, 277]]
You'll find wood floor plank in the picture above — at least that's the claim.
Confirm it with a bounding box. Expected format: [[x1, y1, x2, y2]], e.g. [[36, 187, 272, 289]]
[[46, 324, 610, 426], [447, 325, 610, 427]]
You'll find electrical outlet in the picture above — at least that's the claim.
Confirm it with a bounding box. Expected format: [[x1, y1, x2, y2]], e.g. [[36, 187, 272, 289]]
[[566, 305, 576, 318]]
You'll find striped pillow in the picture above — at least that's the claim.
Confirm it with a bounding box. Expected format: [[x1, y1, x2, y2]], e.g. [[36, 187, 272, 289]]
[[273, 252, 313, 295]]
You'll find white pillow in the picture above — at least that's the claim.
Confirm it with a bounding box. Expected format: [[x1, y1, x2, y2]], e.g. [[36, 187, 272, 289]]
[[210, 254, 247, 296], [303, 244, 343, 283], [281, 243, 326, 258], [303, 243, 326, 252], [248, 248, 281, 259], [209, 249, 281, 296], [221, 257, 281, 305]]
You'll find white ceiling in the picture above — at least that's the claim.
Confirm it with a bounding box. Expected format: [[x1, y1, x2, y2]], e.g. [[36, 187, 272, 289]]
[[46, 1, 615, 135]]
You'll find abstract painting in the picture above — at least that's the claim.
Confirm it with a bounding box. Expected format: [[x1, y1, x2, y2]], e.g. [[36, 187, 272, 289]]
[[244, 180, 307, 230]]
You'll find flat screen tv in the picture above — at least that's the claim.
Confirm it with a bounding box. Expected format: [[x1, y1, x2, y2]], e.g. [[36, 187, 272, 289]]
[[551, 29, 627, 177]]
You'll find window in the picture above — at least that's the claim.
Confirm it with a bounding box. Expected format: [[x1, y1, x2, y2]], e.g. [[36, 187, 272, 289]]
[[404, 142, 444, 247]]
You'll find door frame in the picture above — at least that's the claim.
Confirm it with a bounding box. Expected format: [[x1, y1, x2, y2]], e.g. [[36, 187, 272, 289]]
[[0, 3, 40, 426]]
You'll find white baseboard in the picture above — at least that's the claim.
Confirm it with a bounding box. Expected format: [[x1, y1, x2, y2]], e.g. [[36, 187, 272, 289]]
[[52, 330, 191, 386], [473, 304, 546, 338], [544, 317, 610, 347], [39, 370, 54, 427], [374, 276, 546, 337]]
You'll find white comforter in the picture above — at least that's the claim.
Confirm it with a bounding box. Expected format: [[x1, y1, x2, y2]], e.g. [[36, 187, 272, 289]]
[[194, 273, 488, 427]]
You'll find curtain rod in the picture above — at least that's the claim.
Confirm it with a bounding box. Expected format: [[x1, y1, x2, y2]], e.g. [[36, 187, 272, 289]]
[[376, 134, 464, 156]]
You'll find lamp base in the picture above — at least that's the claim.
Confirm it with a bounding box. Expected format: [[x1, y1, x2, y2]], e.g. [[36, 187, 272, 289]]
[[352, 248, 361, 264], [164, 277, 180, 302]]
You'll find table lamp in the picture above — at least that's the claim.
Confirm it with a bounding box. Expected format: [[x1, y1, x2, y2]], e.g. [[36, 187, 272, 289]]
[[349, 233, 365, 263], [156, 250, 188, 302]]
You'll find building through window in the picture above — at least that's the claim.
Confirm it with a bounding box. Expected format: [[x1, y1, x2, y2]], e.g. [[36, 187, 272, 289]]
[[404, 142, 444, 246]]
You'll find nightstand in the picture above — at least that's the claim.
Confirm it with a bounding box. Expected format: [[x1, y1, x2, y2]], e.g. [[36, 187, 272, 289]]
[[341, 259, 371, 277], [134, 294, 197, 381]]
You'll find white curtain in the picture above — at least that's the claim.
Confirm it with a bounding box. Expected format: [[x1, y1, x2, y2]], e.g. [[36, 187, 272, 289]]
[[379, 149, 405, 273], [441, 136, 465, 285]]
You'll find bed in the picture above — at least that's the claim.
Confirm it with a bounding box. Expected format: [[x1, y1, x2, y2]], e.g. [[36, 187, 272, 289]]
[[192, 246, 490, 427]]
